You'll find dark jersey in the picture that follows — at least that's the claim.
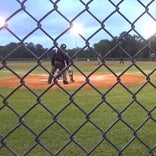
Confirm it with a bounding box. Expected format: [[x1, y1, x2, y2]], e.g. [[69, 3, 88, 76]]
[[51, 49, 70, 66]]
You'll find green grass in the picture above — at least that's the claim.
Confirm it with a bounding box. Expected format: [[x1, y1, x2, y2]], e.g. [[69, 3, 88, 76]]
[[0, 60, 156, 155]]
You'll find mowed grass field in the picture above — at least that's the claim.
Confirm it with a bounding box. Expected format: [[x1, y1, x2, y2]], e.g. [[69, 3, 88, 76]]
[[0, 60, 156, 156]]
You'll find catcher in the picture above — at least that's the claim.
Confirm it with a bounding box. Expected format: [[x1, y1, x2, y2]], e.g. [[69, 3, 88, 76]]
[[64, 53, 74, 82], [54, 65, 74, 82]]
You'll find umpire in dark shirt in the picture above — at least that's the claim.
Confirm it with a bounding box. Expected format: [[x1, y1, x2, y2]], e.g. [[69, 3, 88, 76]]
[[48, 44, 70, 84]]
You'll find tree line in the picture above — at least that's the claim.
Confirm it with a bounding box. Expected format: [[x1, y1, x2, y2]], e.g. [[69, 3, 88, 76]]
[[0, 31, 156, 60]]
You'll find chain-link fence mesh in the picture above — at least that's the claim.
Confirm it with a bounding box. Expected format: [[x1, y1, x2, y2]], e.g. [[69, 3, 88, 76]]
[[0, 0, 156, 155]]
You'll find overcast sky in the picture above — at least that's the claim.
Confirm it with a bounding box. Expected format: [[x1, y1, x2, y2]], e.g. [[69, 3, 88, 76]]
[[0, 0, 156, 49]]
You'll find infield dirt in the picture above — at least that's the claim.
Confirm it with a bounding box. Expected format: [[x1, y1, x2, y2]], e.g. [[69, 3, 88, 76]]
[[0, 73, 145, 89]]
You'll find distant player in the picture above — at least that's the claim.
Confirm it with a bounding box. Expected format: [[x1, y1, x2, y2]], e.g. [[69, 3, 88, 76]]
[[119, 56, 124, 64]]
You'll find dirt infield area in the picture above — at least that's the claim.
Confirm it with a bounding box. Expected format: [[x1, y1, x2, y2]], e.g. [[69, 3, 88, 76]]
[[0, 73, 146, 89]]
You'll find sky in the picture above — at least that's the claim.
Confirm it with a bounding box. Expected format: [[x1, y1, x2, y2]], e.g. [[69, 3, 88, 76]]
[[0, 0, 156, 49]]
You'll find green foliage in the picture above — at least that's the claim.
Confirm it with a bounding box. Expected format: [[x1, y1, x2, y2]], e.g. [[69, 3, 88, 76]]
[[0, 61, 156, 155], [0, 85, 156, 155]]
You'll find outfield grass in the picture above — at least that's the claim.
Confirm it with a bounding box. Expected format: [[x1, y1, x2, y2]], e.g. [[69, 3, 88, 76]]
[[0, 60, 156, 156]]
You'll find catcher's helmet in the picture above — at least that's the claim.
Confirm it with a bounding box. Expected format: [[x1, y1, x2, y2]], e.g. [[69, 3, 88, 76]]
[[60, 44, 66, 49]]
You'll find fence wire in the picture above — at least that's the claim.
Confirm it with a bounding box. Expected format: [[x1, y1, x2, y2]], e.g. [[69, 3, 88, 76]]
[[0, 0, 156, 156]]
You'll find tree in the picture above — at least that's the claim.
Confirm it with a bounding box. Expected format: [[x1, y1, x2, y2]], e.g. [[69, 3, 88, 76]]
[[119, 32, 142, 57], [94, 39, 111, 57], [0, 32, 153, 59]]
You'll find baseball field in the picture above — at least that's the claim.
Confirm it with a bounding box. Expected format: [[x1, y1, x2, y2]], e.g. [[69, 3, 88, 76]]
[[0, 60, 156, 155]]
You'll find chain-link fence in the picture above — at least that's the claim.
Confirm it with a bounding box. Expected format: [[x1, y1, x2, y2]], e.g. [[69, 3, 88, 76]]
[[0, 0, 156, 155]]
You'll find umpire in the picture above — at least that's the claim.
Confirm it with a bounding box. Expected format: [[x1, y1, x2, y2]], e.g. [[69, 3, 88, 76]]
[[48, 44, 70, 84]]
